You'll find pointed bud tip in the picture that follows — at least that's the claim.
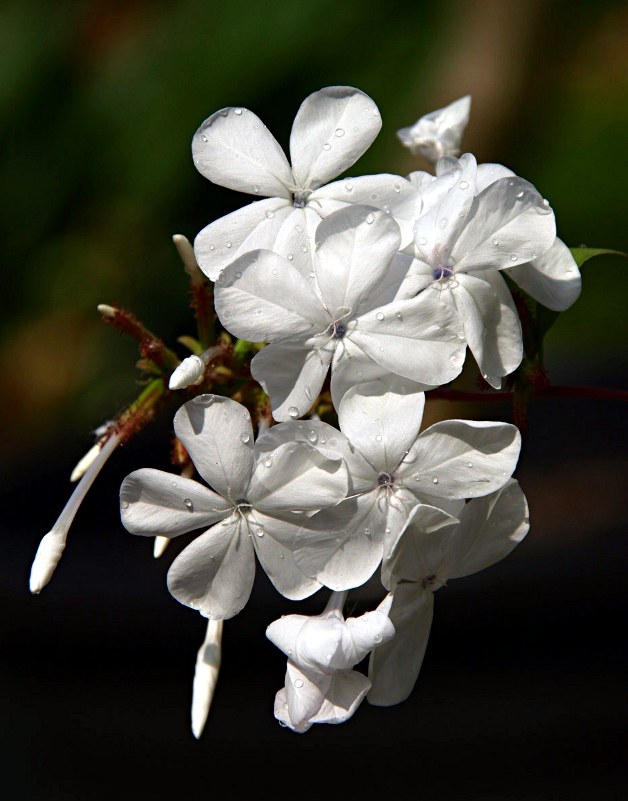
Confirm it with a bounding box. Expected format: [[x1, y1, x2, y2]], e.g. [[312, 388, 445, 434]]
[[97, 304, 116, 317]]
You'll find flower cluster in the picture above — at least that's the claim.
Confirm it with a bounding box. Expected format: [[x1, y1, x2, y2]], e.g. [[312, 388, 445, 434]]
[[31, 88, 585, 737]]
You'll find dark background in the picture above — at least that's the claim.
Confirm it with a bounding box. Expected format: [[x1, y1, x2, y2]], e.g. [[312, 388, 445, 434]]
[[2, 1, 627, 798]]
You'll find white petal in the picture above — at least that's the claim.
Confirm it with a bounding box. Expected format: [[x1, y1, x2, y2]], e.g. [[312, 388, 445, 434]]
[[348, 293, 466, 387], [293, 492, 387, 591], [367, 585, 434, 705], [504, 237, 582, 311], [401, 420, 521, 500], [454, 271, 522, 388], [214, 251, 325, 342], [475, 162, 515, 192], [192, 107, 293, 197], [167, 515, 255, 619], [266, 614, 310, 659], [339, 380, 425, 471], [346, 609, 396, 660], [290, 86, 381, 191], [284, 662, 330, 730], [397, 96, 471, 162], [447, 479, 529, 578], [312, 174, 421, 247], [413, 153, 477, 264], [249, 440, 347, 513], [452, 177, 556, 273], [250, 341, 333, 422], [314, 206, 401, 315], [310, 670, 371, 725], [295, 615, 348, 671], [120, 468, 231, 537], [255, 419, 351, 466], [194, 198, 292, 281], [249, 512, 322, 600], [173, 395, 255, 501]]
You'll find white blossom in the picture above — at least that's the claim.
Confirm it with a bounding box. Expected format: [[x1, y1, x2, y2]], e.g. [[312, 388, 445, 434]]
[[368, 480, 529, 706], [267, 591, 394, 732], [397, 96, 471, 163], [120, 395, 348, 619]]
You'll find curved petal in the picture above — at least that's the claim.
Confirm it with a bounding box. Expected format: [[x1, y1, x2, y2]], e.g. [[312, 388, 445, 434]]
[[367, 584, 434, 706], [447, 479, 529, 579], [452, 177, 556, 273], [504, 238, 582, 311], [311, 670, 371, 725], [266, 614, 309, 659], [247, 512, 322, 600], [475, 162, 515, 192], [174, 395, 255, 501], [215, 251, 325, 343], [166, 515, 255, 620], [312, 174, 421, 247], [250, 340, 333, 422], [120, 468, 231, 537], [314, 206, 401, 315], [282, 663, 330, 731], [293, 492, 387, 591], [346, 609, 396, 660], [192, 106, 293, 197], [249, 440, 347, 513], [400, 419, 521, 501], [290, 86, 381, 191], [194, 198, 292, 281], [348, 293, 466, 388], [339, 380, 425, 471], [454, 271, 522, 388]]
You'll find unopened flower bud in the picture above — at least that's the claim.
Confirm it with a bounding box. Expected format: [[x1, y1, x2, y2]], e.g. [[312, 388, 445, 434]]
[[397, 95, 471, 163], [191, 619, 223, 739], [169, 354, 205, 390]]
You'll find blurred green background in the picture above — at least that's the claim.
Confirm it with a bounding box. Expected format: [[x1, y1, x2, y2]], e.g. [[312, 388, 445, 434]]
[[2, 2, 627, 799], [1, 0, 626, 471]]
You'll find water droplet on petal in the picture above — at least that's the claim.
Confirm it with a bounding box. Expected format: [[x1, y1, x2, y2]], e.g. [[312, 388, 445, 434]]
[[419, 236, 428, 245], [432, 477, 439, 484], [288, 406, 299, 419], [255, 528, 264, 537], [184, 498, 194, 510], [345, 182, 353, 193], [252, 184, 259, 193], [510, 254, 518, 262], [466, 461, 473, 467], [393, 182, 401, 193], [492, 239, 498, 246], [264, 458, 272, 468], [395, 311, 402, 320], [209, 244, 215, 251], [294, 679, 304, 688], [287, 254, 294, 261], [438, 217, 448, 229], [266, 210, 275, 219], [334, 128, 345, 137], [240, 432, 250, 444], [307, 430, 317, 443], [201, 134, 208, 143], [459, 180, 469, 190], [376, 312, 384, 321], [233, 108, 243, 115], [300, 245, 308, 253], [323, 143, 331, 151], [365, 212, 375, 224], [121, 500, 129, 509], [235, 271, 242, 278], [226, 241, 232, 249], [516, 190, 524, 199], [375, 434, 382, 442], [364, 528, 371, 537]]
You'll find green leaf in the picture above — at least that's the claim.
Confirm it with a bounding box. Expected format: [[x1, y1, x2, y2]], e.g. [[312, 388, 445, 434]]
[[569, 247, 628, 268]]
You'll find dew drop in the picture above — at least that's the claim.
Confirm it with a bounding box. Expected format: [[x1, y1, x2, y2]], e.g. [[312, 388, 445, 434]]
[[255, 528, 264, 537], [334, 127, 345, 137], [323, 143, 331, 151], [365, 212, 375, 225], [255, 308, 262, 315], [287, 254, 294, 261], [345, 182, 353, 193], [364, 528, 371, 537], [272, 269, 278, 276], [438, 217, 448, 229], [252, 184, 260, 193], [374, 633, 382, 643], [201, 134, 208, 143], [385, 527, 391, 534], [516, 190, 524, 199], [432, 477, 439, 484], [288, 406, 299, 419], [419, 236, 428, 245], [459, 180, 469, 190], [120, 500, 129, 509], [393, 182, 401, 193], [264, 458, 272, 468], [294, 679, 304, 688], [266, 210, 275, 219], [235, 271, 242, 278], [492, 239, 498, 246], [233, 107, 243, 115], [300, 245, 308, 253], [184, 498, 194, 510], [510, 254, 518, 262], [209, 244, 215, 251], [466, 461, 473, 468], [375, 434, 383, 442], [240, 432, 250, 444], [226, 241, 232, 249], [320, 437, 327, 444], [376, 312, 384, 321], [307, 430, 317, 443]]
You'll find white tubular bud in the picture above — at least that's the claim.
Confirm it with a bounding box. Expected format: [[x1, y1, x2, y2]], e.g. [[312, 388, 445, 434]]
[[153, 535, 170, 559], [70, 442, 102, 482], [168, 355, 205, 390], [173, 234, 203, 280], [29, 433, 121, 594], [97, 303, 117, 318], [191, 619, 224, 739]]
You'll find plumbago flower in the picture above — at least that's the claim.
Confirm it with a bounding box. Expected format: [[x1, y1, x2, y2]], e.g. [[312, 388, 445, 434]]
[[214, 205, 466, 420], [395, 153, 557, 387], [267, 591, 395, 732], [292, 380, 521, 591], [119, 395, 348, 618], [397, 95, 471, 163], [367, 480, 529, 706], [192, 85, 421, 280]]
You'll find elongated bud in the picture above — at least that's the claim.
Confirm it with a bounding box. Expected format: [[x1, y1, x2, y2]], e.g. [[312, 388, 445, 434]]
[[397, 95, 471, 163], [191, 619, 224, 739], [153, 535, 170, 559], [30, 433, 121, 594], [173, 234, 204, 282], [168, 346, 221, 390], [70, 442, 102, 482]]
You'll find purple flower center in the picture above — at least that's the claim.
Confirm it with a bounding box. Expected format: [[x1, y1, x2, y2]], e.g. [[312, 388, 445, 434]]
[[433, 266, 454, 281], [378, 472, 394, 487]]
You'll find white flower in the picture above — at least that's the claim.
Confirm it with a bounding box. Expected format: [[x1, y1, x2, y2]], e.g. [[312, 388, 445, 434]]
[[397, 96, 471, 163], [192, 86, 421, 280], [292, 379, 521, 590], [120, 395, 348, 619], [398, 153, 557, 386], [267, 591, 395, 732], [214, 205, 465, 421], [367, 480, 529, 707]]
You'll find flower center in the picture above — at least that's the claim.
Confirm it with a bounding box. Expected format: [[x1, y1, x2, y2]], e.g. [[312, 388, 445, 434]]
[[432, 266, 454, 281], [236, 499, 252, 511], [331, 321, 347, 339], [292, 191, 310, 208], [378, 472, 394, 487]]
